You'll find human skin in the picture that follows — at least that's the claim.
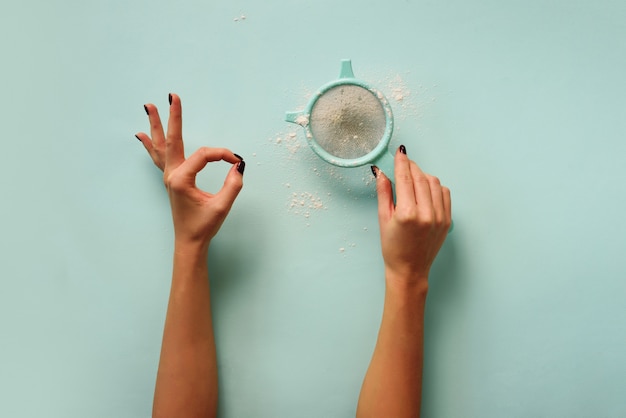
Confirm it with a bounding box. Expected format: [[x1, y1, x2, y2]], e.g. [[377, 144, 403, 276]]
[[135, 93, 244, 418], [356, 146, 452, 418]]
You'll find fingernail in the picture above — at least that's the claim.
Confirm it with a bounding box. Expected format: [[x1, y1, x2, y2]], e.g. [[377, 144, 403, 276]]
[[234, 153, 244, 161], [144, 105, 149, 115], [135, 134, 141, 142], [399, 145, 407, 155], [168, 93, 172, 105], [237, 160, 246, 175], [371, 165, 378, 178]]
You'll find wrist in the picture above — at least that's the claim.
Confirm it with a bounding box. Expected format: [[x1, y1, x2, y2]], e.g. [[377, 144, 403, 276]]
[[172, 239, 210, 285], [174, 238, 210, 260], [383, 271, 428, 328], [384, 269, 429, 298]]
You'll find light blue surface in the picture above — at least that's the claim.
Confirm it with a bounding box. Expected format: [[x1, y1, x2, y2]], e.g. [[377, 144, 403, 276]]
[[1, 0, 626, 417]]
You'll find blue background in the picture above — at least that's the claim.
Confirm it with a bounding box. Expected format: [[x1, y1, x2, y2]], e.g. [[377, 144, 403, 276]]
[[1, 0, 625, 417]]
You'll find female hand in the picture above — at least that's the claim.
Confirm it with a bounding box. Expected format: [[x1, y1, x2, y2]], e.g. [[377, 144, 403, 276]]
[[135, 93, 244, 248], [373, 145, 451, 288]]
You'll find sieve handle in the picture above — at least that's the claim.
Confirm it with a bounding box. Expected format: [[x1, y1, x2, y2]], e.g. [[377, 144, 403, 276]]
[[285, 110, 306, 125], [339, 59, 355, 79], [373, 149, 396, 184]]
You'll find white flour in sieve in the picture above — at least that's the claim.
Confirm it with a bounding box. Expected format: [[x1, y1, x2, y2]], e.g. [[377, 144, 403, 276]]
[[309, 85, 387, 160]]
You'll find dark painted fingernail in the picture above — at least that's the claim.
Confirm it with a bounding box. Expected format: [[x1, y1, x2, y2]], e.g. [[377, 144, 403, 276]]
[[234, 153, 244, 161], [168, 93, 173, 105], [371, 165, 378, 178], [144, 105, 149, 115], [237, 160, 246, 175], [135, 134, 141, 142], [399, 145, 407, 155]]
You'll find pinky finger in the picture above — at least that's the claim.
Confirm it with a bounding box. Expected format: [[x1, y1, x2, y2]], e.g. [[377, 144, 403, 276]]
[[442, 186, 452, 227], [135, 133, 162, 168], [135, 132, 155, 154]]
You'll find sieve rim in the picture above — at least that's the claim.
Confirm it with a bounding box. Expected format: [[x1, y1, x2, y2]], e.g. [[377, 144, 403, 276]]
[[301, 79, 394, 168]]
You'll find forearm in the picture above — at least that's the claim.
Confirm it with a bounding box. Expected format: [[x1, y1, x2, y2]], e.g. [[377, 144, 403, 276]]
[[153, 240, 218, 418], [356, 272, 428, 418]]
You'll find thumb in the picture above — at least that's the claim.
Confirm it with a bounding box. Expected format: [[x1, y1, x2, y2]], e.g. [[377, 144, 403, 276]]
[[214, 160, 244, 209], [374, 166, 393, 223]]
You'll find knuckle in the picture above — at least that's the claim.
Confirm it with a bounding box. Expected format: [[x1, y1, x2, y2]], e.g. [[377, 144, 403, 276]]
[[213, 200, 231, 217], [225, 176, 243, 193], [213, 203, 226, 215], [200, 146, 217, 159], [415, 173, 429, 186], [419, 213, 434, 227], [396, 207, 418, 224], [434, 213, 446, 227], [166, 134, 182, 144], [397, 172, 413, 185], [428, 175, 441, 186], [232, 179, 244, 192]]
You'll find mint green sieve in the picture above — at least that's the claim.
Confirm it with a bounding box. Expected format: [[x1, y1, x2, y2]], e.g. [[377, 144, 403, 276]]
[[285, 59, 397, 183], [286, 60, 454, 232]]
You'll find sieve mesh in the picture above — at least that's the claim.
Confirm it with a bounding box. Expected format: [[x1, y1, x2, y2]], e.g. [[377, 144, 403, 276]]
[[309, 85, 386, 159]]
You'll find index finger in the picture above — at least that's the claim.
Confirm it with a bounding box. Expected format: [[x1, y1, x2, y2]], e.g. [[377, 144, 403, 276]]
[[394, 145, 417, 210], [166, 93, 185, 169], [177, 147, 241, 180]]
